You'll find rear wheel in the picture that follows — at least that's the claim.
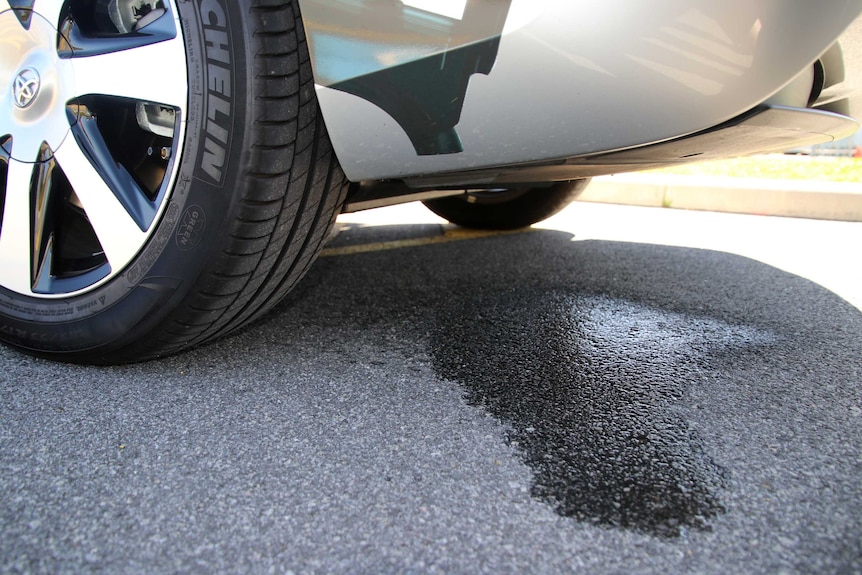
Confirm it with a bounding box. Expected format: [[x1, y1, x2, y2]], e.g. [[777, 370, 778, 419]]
[[0, 0, 348, 364], [423, 180, 590, 230]]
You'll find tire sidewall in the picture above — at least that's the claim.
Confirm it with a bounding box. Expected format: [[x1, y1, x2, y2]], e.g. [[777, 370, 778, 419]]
[[0, 0, 252, 358]]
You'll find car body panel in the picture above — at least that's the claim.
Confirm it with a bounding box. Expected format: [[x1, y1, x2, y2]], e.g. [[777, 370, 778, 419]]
[[299, 0, 862, 182]]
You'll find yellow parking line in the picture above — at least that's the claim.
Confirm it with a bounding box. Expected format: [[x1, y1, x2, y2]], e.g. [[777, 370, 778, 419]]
[[320, 226, 530, 257]]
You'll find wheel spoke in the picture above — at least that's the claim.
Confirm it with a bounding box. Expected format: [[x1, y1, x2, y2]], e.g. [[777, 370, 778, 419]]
[[53, 137, 148, 272], [67, 106, 157, 230], [29, 147, 58, 291], [0, 158, 37, 294], [30, 0, 64, 29], [0, 135, 8, 210], [0, 104, 67, 166], [7, 1, 36, 29], [58, 5, 178, 58], [70, 36, 187, 108]]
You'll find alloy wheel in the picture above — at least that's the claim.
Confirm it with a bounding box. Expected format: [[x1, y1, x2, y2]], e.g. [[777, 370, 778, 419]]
[[0, 0, 187, 297]]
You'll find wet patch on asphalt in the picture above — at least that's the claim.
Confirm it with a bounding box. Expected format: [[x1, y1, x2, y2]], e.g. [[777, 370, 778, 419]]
[[432, 291, 776, 537]]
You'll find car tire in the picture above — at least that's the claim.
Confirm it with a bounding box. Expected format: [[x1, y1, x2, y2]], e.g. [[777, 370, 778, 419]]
[[422, 180, 590, 230], [0, 0, 348, 364]]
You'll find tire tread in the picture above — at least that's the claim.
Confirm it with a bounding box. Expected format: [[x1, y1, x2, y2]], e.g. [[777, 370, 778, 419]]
[[133, 0, 348, 362]]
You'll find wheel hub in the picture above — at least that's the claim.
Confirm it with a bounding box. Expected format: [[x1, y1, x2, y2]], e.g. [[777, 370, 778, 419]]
[[12, 67, 41, 109], [1, 9, 77, 162]]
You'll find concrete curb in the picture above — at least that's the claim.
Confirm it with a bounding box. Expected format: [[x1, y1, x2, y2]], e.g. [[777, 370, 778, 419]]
[[579, 173, 862, 222]]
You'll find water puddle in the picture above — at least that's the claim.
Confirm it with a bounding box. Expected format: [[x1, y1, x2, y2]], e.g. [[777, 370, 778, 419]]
[[431, 292, 775, 537]]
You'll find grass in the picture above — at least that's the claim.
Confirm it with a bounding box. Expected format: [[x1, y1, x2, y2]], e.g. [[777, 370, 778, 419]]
[[642, 154, 862, 183]]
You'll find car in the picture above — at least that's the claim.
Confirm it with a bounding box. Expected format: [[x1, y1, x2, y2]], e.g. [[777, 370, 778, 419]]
[[1, 0, 861, 364]]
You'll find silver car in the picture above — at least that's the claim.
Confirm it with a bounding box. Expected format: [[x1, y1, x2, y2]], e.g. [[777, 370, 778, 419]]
[[1, 0, 860, 363]]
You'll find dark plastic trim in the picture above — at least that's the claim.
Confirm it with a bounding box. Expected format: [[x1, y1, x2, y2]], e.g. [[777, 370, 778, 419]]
[[344, 105, 859, 210]]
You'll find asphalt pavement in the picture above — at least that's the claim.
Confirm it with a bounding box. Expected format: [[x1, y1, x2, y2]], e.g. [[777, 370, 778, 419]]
[[1, 202, 861, 574]]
